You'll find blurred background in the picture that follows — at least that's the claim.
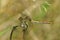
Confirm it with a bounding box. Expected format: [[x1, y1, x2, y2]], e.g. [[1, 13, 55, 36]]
[[0, 0, 60, 40]]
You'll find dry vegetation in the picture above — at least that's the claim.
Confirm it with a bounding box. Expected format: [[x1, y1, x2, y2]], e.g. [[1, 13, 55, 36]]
[[0, 0, 60, 40]]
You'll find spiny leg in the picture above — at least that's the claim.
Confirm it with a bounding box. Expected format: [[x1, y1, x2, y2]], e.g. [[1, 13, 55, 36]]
[[10, 26, 18, 40], [22, 23, 28, 40]]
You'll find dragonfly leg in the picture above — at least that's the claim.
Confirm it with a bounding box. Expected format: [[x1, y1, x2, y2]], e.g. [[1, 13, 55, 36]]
[[10, 26, 18, 40], [22, 23, 28, 40]]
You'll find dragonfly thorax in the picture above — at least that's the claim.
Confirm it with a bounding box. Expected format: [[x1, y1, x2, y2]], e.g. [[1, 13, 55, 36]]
[[19, 15, 31, 30]]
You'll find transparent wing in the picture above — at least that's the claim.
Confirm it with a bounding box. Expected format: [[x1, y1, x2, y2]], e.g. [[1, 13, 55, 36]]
[[27, 20, 51, 40]]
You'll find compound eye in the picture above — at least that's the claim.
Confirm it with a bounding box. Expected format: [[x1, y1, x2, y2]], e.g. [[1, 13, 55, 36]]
[[18, 17, 23, 21], [25, 16, 31, 21]]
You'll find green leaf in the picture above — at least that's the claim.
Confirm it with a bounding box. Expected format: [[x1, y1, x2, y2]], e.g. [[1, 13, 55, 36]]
[[32, 1, 50, 21], [0, 25, 12, 37]]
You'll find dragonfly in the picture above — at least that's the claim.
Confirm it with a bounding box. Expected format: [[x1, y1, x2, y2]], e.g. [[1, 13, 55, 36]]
[[10, 13, 51, 40], [9, 1, 51, 40]]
